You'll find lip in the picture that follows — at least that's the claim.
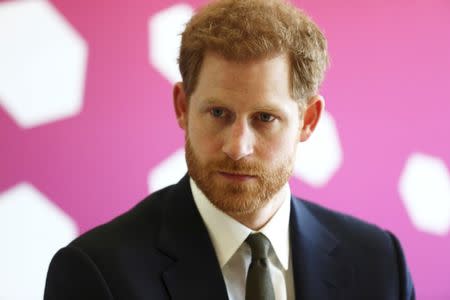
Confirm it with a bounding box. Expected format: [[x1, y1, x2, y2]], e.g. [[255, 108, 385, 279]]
[[218, 171, 256, 182]]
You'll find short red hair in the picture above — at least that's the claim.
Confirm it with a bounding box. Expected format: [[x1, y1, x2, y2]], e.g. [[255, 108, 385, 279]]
[[178, 0, 329, 107]]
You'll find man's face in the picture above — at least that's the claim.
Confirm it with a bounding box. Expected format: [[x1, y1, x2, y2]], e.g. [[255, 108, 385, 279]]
[[175, 52, 314, 216]]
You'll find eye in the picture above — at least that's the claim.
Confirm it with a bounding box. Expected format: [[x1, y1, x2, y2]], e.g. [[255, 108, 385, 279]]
[[210, 107, 225, 118], [257, 112, 276, 122]]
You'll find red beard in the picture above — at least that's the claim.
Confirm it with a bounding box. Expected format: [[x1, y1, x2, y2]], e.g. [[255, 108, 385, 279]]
[[185, 138, 293, 215]]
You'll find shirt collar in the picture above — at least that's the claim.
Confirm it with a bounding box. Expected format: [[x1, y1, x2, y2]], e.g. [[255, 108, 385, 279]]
[[190, 178, 291, 270]]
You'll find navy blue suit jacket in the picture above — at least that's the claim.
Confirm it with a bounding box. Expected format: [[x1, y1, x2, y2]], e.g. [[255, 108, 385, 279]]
[[44, 175, 415, 299]]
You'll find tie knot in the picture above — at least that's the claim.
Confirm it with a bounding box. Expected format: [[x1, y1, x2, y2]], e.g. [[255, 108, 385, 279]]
[[246, 233, 271, 260]]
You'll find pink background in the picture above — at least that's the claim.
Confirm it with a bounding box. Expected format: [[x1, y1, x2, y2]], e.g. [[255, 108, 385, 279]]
[[1, 0, 449, 299]]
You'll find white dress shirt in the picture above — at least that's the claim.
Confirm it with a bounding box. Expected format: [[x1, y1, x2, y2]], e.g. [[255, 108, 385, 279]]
[[190, 178, 295, 300]]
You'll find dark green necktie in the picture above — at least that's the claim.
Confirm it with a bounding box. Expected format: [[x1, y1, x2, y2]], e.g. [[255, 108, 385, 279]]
[[245, 233, 275, 300]]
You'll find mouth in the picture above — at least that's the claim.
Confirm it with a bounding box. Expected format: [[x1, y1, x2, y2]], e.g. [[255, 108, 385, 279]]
[[217, 171, 256, 182]]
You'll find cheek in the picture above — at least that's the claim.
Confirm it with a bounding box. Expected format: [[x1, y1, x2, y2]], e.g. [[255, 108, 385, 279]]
[[258, 132, 298, 161], [188, 123, 222, 154]]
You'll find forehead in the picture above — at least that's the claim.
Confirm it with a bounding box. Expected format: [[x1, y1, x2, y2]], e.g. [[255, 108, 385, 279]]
[[192, 52, 293, 104]]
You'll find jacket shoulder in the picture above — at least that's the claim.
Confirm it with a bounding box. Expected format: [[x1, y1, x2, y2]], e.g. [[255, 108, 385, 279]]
[[45, 184, 180, 299], [297, 198, 394, 251], [70, 184, 176, 253], [293, 198, 415, 299]]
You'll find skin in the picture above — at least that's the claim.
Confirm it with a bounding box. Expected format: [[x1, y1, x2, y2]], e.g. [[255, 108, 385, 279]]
[[173, 51, 324, 230]]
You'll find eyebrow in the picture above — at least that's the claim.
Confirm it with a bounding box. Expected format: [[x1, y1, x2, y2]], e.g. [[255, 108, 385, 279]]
[[253, 106, 284, 113], [204, 98, 224, 105], [196, 98, 228, 109], [201, 97, 290, 115]]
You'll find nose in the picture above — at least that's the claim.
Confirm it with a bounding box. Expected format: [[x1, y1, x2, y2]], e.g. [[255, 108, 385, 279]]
[[222, 119, 255, 161]]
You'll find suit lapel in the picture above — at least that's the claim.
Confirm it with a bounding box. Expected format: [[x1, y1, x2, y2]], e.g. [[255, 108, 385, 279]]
[[290, 198, 354, 300], [155, 177, 355, 300], [157, 175, 228, 300]]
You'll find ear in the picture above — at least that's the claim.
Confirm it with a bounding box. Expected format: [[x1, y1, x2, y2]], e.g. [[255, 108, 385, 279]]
[[173, 82, 188, 130], [300, 95, 325, 142]]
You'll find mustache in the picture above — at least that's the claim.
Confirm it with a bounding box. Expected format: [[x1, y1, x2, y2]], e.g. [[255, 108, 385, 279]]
[[185, 137, 265, 176], [210, 159, 265, 175]]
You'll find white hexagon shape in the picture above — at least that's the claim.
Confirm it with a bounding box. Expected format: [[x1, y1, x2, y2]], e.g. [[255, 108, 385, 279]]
[[0, 0, 88, 128], [399, 153, 450, 236], [0, 183, 78, 300], [148, 4, 193, 84], [148, 148, 187, 193], [293, 111, 343, 187]]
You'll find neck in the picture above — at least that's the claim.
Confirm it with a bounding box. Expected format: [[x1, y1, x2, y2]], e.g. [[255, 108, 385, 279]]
[[228, 186, 288, 230]]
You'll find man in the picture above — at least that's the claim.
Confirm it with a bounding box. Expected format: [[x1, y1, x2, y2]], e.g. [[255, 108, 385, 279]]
[[45, 0, 415, 299]]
